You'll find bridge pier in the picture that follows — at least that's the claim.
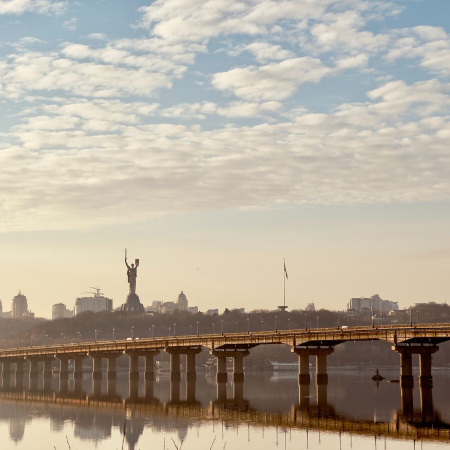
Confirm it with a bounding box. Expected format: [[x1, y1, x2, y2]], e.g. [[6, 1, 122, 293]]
[[106, 354, 121, 380], [58, 357, 70, 380], [27, 358, 39, 379], [92, 355, 103, 381], [392, 345, 438, 388], [1, 360, 12, 381], [73, 356, 85, 380], [166, 347, 201, 382], [211, 350, 249, 383], [143, 350, 160, 381], [126, 351, 140, 381], [292, 347, 334, 385]]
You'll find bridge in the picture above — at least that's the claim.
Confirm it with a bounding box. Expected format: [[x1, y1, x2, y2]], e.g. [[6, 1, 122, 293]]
[[1, 324, 449, 388]]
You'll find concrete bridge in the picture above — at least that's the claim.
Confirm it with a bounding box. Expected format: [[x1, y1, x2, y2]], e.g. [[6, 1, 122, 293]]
[[1, 324, 449, 389]]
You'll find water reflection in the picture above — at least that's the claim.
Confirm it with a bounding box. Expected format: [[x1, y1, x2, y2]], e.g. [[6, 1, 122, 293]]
[[0, 370, 450, 449]]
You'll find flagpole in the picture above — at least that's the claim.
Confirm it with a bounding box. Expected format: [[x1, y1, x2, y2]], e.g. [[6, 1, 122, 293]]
[[283, 258, 286, 308]]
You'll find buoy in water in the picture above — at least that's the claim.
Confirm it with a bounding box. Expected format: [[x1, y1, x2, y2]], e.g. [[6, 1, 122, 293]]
[[372, 368, 385, 381]]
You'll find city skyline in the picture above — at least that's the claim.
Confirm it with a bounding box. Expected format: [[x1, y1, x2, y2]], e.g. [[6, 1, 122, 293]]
[[0, 0, 449, 316]]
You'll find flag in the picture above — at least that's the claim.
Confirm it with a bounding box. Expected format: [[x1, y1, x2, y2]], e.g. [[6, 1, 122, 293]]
[[284, 261, 288, 280]]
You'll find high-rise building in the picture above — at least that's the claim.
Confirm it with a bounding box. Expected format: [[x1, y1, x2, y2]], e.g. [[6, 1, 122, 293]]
[[347, 294, 398, 313], [0, 299, 2, 317], [305, 303, 316, 312], [52, 303, 73, 320], [75, 288, 113, 315], [176, 291, 188, 311], [11, 292, 28, 318]]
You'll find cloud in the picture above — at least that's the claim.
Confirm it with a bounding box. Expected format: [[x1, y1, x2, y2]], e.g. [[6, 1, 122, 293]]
[[233, 42, 295, 62], [1, 80, 450, 231], [0, 0, 67, 15], [62, 17, 77, 31], [212, 57, 331, 101]]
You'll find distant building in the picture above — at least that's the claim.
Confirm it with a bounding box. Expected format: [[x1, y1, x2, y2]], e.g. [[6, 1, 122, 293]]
[[52, 303, 73, 320], [177, 291, 188, 311], [305, 303, 316, 312], [11, 292, 28, 318], [187, 306, 198, 314], [206, 309, 219, 316], [348, 294, 398, 313], [75, 289, 113, 315], [0, 299, 2, 317]]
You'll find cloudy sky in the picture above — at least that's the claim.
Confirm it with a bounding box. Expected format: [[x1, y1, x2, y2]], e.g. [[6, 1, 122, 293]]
[[0, 0, 449, 318]]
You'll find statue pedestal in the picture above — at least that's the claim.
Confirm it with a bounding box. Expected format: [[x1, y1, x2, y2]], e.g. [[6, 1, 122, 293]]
[[121, 293, 145, 313]]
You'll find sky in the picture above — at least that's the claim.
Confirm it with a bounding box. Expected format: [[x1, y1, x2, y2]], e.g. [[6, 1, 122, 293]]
[[0, 0, 450, 318]]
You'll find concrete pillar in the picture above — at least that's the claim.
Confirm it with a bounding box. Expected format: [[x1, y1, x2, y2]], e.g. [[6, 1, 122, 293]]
[[28, 359, 39, 379], [107, 355, 120, 380], [43, 359, 53, 379], [232, 351, 249, 382], [92, 379, 102, 397], [170, 378, 180, 403], [73, 357, 84, 380], [15, 360, 24, 377], [292, 348, 311, 384], [92, 355, 103, 381], [129, 378, 139, 400], [127, 352, 139, 381], [316, 349, 334, 385], [215, 353, 227, 383], [1, 361, 11, 379], [419, 347, 438, 387], [186, 352, 196, 382], [144, 379, 154, 400], [107, 379, 117, 397], [401, 386, 414, 418], [59, 377, 69, 395], [394, 346, 413, 388], [420, 386, 434, 421], [58, 358, 69, 380], [144, 352, 159, 381], [316, 383, 328, 409], [169, 351, 181, 382]]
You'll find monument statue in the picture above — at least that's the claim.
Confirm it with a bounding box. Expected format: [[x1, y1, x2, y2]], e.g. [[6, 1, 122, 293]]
[[121, 249, 144, 313], [125, 257, 139, 294]]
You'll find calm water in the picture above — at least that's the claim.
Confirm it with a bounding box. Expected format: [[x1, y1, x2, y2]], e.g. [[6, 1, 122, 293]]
[[1, 368, 450, 450]]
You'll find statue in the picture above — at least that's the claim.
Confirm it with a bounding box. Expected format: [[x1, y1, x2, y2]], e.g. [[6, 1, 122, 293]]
[[125, 256, 139, 294], [121, 249, 144, 313]]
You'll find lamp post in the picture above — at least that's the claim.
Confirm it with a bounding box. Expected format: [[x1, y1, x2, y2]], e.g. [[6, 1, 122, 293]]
[[221, 319, 224, 335], [316, 316, 319, 329], [305, 313, 308, 331], [61, 334, 64, 346], [371, 310, 375, 328], [337, 310, 340, 328], [131, 326, 134, 340], [112, 328, 115, 341], [46, 334, 49, 346], [174, 323, 176, 337], [275, 315, 278, 332], [169, 326, 171, 337], [190, 324, 192, 335], [380, 313, 384, 326], [247, 317, 250, 334], [288, 318, 291, 330], [152, 324, 155, 339], [212, 323, 215, 334], [196, 321, 199, 336], [95, 329, 98, 343], [77, 331, 81, 344], [235, 321, 238, 333], [261, 320, 264, 332], [409, 307, 413, 327], [416, 310, 420, 324]]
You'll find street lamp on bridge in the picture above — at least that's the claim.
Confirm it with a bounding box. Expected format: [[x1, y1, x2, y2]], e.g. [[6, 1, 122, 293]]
[[131, 326, 134, 340]]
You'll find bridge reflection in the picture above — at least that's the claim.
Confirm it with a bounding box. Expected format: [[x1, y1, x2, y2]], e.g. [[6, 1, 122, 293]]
[[0, 372, 449, 449]]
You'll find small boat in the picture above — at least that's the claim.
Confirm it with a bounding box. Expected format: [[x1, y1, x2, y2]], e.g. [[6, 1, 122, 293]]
[[371, 369, 385, 381], [388, 379, 400, 383]]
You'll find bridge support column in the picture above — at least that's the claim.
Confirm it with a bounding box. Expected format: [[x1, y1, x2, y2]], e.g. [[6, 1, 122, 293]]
[[212, 351, 227, 383], [185, 348, 202, 382], [106, 354, 121, 381], [73, 356, 85, 380], [143, 351, 159, 381], [419, 346, 438, 387], [27, 358, 39, 379], [393, 346, 414, 388], [232, 351, 249, 382], [92, 355, 103, 381], [316, 348, 334, 385], [165, 349, 182, 382], [15, 360, 24, 379], [56, 356, 70, 380], [292, 348, 310, 384], [126, 352, 140, 381], [1, 361, 12, 380], [43, 358, 53, 379]]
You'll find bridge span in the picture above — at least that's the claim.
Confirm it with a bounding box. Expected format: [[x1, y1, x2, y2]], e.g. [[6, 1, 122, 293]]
[[1, 324, 449, 388]]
